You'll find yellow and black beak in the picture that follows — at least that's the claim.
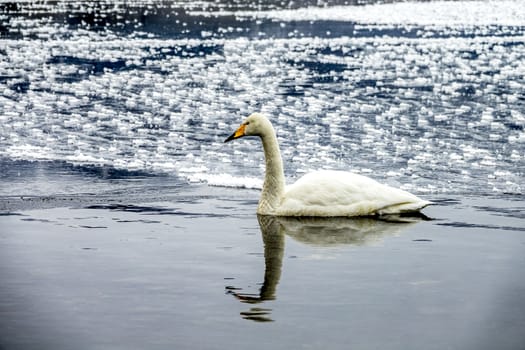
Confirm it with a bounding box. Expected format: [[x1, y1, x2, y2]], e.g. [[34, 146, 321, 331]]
[[224, 123, 246, 143]]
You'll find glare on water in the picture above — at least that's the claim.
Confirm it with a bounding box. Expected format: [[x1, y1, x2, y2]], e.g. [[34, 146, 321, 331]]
[[0, 0, 524, 197]]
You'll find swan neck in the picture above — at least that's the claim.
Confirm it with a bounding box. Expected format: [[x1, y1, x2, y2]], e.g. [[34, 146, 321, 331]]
[[258, 131, 285, 214]]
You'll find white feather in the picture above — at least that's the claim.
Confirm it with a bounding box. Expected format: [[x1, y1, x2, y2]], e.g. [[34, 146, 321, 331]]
[[278, 170, 430, 216], [226, 113, 431, 217]]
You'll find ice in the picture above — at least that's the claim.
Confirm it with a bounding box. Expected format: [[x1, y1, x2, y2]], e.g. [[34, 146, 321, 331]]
[[434, 114, 448, 122], [187, 173, 263, 189], [0, 1, 524, 195], [508, 132, 525, 144], [203, 1, 525, 27], [480, 110, 494, 126]]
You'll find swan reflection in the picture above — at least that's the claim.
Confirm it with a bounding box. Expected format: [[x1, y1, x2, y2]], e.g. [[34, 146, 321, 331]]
[[228, 215, 425, 322]]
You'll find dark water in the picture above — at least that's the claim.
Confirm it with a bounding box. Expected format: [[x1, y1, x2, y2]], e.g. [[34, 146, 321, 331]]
[[1, 188, 525, 350], [1, 1, 525, 349]]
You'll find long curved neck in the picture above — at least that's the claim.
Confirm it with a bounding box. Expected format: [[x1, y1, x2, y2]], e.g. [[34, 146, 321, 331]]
[[258, 131, 285, 215]]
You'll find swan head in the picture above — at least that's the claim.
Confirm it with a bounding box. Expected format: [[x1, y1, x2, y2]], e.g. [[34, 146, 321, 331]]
[[224, 113, 274, 142]]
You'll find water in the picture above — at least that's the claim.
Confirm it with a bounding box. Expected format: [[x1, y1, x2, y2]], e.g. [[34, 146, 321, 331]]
[[1, 0, 524, 196], [1, 1, 525, 349], [1, 190, 524, 350]]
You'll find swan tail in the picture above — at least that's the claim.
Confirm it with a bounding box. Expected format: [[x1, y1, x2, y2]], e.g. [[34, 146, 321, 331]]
[[377, 200, 432, 216]]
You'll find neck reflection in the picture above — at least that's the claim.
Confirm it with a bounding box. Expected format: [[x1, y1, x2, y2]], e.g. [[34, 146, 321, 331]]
[[227, 215, 284, 322], [228, 214, 427, 322]]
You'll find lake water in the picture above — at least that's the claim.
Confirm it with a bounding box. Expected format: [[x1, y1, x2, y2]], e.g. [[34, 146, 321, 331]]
[[1, 1, 524, 349], [1, 0, 524, 195]]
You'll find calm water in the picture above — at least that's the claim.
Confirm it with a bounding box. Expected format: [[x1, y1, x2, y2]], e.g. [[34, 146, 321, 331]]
[[1, 188, 525, 350], [1, 1, 525, 349]]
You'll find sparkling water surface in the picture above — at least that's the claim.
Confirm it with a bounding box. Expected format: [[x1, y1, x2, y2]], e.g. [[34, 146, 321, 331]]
[[1, 0, 524, 197], [1, 2, 525, 350]]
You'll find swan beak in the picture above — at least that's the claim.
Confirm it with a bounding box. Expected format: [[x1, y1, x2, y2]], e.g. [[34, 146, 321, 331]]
[[224, 123, 246, 143]]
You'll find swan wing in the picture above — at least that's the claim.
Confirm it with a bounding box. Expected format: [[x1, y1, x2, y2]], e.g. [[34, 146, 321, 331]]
[[276, 170, 430, 217]]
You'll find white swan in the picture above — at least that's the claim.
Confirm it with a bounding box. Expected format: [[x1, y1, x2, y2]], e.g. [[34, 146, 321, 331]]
[[225, 113, 431, 217]]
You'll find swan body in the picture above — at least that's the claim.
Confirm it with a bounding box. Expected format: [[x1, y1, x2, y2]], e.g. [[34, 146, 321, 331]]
[[225, 113, 430, 217], [279, 170, 428, 216]]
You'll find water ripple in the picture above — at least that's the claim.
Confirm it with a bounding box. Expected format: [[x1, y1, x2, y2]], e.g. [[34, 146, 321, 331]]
[[1, 1, 524, 196]]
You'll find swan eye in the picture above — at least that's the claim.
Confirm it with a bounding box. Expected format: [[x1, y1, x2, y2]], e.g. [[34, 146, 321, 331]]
[[245, 122, 250, 125]]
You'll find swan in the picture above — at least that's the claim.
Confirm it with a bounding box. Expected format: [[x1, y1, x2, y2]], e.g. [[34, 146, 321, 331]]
[[224, 113, 431, 217]]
